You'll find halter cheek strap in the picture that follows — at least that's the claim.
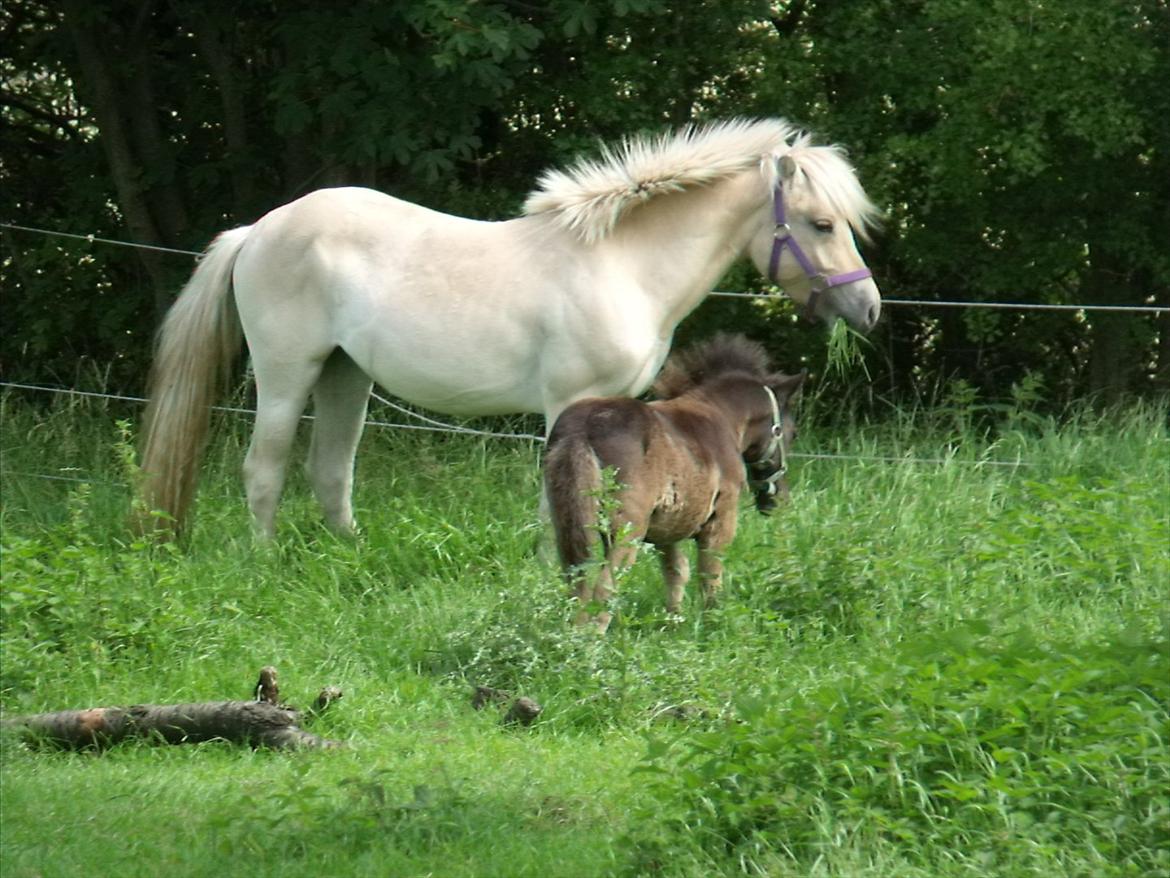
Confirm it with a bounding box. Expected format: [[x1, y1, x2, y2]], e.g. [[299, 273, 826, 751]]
[[747, 384, 788, 496], [767, 168, 872, 320]]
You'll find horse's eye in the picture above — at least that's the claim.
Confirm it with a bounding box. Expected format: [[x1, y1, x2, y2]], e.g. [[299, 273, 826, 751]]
[[813, 219, 834, 234]]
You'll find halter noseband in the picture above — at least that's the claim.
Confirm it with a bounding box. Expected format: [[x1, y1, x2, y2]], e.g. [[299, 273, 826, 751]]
[[767, 163, 873, 320]]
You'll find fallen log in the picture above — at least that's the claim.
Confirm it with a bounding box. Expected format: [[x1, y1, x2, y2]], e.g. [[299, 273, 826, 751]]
[[4, 667, 343, 750]]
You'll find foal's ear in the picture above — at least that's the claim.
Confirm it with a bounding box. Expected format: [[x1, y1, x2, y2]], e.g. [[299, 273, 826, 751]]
[[770, 368, 808, 398]]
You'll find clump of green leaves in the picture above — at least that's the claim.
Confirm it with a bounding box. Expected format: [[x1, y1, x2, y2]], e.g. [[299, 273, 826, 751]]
[[0, 423, 187, 695], [625, 620, 1170, 876]]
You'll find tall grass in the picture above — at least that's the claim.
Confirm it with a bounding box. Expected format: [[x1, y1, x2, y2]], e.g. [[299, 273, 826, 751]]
[[1, 389, 1167, 877]]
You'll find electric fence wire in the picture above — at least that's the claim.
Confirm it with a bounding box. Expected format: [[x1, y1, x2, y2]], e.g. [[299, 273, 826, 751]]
[[9, 217, 1161, 482], [0, 380, 1032, 489], [4, 220, 1167, 314]]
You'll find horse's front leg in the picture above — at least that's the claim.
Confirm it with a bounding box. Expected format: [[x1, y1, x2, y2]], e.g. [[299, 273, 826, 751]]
[[657, 543, 691, 614], [696, 505, 738, 609], [695, 544, 724, 609]]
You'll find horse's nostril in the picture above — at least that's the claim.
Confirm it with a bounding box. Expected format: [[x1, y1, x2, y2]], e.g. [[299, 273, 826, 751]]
[[867, 302, 881, 329]]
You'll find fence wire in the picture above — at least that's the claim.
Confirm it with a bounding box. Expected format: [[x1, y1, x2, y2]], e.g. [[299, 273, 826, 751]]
[[4, 216, 1159, 481], [1, 380, 1033, 481], [3, 221, 1166, 314]]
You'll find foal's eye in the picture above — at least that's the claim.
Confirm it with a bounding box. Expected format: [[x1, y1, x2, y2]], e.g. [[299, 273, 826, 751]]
[[813, 219, 834, 234]]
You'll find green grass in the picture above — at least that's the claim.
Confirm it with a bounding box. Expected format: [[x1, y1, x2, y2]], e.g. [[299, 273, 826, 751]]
[[1, 390, 1168, 877]]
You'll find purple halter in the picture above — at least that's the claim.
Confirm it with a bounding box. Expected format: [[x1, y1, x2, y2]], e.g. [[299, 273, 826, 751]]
[[767, 170, 872, 320]]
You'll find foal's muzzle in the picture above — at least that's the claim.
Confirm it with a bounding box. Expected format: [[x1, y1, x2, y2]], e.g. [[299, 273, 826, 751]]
[[748, 460, 787, 515]]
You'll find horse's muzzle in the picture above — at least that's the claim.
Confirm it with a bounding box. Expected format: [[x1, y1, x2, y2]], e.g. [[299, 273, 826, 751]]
[[749, 466, 789, 515]]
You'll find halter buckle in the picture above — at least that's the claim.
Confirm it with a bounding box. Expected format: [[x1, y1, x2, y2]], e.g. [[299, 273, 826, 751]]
[[773, 222, 792, 241]]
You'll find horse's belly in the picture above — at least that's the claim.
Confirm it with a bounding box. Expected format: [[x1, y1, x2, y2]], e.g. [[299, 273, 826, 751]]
[[346, 323, 546, 416], [645, 481, 717, 543]]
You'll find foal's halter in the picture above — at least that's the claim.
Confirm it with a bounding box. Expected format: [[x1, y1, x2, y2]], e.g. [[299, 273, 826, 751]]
[[767, 165, 873, 320], [746, 384, 788, 497]]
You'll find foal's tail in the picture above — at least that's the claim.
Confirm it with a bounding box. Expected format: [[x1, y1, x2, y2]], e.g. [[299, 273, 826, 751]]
[[136, 226, 251, 535], [543, 436, 603, 574]]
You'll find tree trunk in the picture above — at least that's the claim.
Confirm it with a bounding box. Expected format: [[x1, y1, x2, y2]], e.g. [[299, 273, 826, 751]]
[[1152, 280, 1170, 393], [186, 8, 260, 219], [63, 4, 167, 285], [62, 0, 189, 322], [1083, 255, 1139, 405], [126, 47, 189, 245]]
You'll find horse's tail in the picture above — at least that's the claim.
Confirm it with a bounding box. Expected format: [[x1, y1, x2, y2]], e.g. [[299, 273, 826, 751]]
[[136, 226, 251, 535], [544, 435, 603, 576]]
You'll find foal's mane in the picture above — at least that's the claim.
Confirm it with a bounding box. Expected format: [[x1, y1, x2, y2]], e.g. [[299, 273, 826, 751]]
[[652, 333, 772, 400], [522, 118, 880, 243]]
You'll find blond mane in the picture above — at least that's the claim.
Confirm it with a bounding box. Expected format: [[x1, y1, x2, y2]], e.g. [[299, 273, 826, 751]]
[[522, 118, 880, 243]]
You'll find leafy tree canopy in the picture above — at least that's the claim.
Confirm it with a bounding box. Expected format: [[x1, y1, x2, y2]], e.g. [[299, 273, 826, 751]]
[[2, 0, 1166, 405]]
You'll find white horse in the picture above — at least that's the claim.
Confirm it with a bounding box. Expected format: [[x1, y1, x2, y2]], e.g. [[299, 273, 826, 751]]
[[139, 118, 881, 537]]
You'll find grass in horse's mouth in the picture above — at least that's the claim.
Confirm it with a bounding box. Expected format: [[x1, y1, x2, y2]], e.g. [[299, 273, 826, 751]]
[[824, 316, 872, 381]]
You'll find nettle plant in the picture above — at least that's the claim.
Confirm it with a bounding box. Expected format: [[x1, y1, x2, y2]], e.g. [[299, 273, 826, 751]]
[[0, 422, 183, 694], [625, 620, 1170, 875]]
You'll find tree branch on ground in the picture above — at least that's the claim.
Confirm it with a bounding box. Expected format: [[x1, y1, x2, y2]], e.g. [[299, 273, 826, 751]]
[[3, 666, 344, 751]]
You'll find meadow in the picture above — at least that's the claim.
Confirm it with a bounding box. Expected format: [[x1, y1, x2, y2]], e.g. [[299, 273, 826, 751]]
[[1, 385, 1167, 877]]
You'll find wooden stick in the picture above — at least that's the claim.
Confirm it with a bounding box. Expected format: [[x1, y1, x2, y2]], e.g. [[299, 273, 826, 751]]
[[3, 668, 343, 750], [7, 700, 339, 750]]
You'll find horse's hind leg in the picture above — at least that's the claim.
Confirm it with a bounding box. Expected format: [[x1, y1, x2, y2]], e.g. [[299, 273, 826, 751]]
[[307, 348, 372, 534], [583, 509, 648, 633], [244, 357, 324, 538]]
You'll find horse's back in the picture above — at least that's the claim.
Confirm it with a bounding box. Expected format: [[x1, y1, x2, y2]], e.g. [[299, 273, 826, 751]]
[[240, 187, 449, 268], [549, 396, 740, 476], [546, 394, 743, 545], [548, 397, 656, 467], [228, 187, 558, 413]]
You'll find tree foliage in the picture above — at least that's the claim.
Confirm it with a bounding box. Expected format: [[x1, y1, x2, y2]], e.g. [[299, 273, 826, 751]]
[[762, 0, 1170, 402], [1, 0, 1166, 405]]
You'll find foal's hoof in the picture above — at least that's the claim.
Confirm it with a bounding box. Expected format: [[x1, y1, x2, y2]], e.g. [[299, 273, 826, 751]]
[[573, 609, 613, 634]]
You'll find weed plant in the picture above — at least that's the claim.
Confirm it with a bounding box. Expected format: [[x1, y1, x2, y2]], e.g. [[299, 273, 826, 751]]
[[1, 388, 1167, 877]]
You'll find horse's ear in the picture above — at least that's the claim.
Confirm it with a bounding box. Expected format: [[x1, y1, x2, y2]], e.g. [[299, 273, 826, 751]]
[[771, 368, 808, 398], [778, 154, 798, 181]]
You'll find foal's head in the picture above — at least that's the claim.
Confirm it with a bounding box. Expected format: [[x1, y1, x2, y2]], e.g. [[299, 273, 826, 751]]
[[742, 377, 803, 514], [653, 333, 806, 513]]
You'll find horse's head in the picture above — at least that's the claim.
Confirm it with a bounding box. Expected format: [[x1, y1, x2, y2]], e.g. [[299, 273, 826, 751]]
[[743, 369, 807, 515], [748, 150, 882, 334]]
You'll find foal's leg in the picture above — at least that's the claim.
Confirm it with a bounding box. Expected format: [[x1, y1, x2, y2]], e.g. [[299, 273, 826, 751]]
[[307, 348, 373, 534], [657, 543, 691, 614], [695, 544, 725, 608], [583, 506, 648, 633], [696, 505, 738, 609], [244, 357, 324, 539], [573, 555, 619, 633]]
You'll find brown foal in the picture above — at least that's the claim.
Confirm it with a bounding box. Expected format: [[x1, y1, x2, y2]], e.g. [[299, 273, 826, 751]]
[[544, 333, 805, 631]]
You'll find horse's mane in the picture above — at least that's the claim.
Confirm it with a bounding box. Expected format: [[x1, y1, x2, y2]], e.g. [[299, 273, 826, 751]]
[[652, 332, 772, 400], [523, 118, 880, 243]]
